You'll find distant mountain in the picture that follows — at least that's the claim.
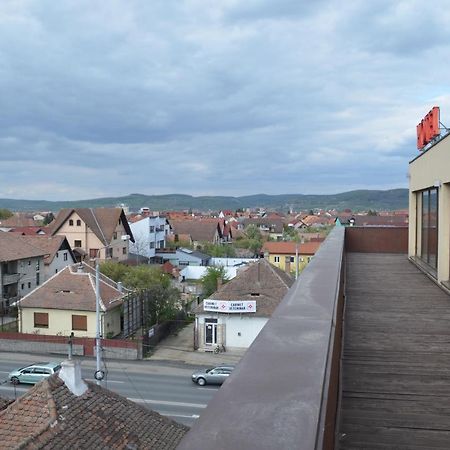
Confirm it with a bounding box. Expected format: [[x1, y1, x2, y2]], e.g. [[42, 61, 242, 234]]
[[0, 189, 409, 213]]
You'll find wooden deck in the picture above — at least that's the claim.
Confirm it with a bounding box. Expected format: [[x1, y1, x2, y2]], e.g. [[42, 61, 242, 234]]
[[338, 253, 450, 449]]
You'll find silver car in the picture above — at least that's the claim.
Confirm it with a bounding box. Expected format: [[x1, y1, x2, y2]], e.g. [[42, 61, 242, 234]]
[[9, 362, 61, 385], [191, 365, 234, 386]]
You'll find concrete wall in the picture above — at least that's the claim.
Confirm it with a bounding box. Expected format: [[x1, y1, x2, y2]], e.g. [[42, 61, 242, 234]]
[[0, 332, 141, 359]]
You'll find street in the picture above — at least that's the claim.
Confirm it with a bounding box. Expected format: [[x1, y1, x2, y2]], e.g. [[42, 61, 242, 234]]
[[0, 352, 220, 427]]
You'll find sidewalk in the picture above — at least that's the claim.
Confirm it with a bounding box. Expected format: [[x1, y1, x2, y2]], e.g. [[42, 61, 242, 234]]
[[148, 322, 245, 366]]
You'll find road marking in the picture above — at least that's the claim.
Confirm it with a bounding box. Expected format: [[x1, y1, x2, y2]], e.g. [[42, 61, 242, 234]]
[[86, 379, 125, 384], [0, 371, 10, 374], [160, 412, 200, 419], [128, 398, 207, 409]]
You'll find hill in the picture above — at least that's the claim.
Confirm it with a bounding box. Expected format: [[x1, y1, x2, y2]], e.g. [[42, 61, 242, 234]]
[[0, 189, 409, 212]]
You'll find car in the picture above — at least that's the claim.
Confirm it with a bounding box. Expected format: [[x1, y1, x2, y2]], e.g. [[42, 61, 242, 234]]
[[8, 362, 62, 385], [191, 365, 234, 386]]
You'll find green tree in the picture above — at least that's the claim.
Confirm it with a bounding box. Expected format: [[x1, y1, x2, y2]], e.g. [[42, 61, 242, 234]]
[[123, 265, 170, 290], [201, 266, 229, 298], [143, 284, 181, 325], [200, 242, 236, 257], [234, 224, 263, 256], [0, 209, 13, 220], [43, 212, 55, 225], [99, 261, 130, 283]]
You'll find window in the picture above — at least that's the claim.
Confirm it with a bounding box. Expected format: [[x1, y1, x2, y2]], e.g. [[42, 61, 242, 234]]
[[159, 240, 164, 248], [28, 260, 31, 266], [36, 273, 40, 286], [63, 252, 68, 261], [69, 219, 74, 226], [119, 218, 122, 225], [28, 282, 31, 289], [106, 247, 113, 258], [274, 256, 280, 263], [74, 240, 82, 248], [34, 312, 48, 328], [36, 260, 40, 271], [113, 232, 117, 240], [290, 256, 295, 263], [55, 269, 58, 274], [72, 315, 87, 331], [122, 247, 126, 255], [150, 226, 155, 233], [89, 249, 99, 259], [417, 188, 439, 270], [76, 219, 81, 226], [150, 242, 155, 249], [21, 283, 24, 290]]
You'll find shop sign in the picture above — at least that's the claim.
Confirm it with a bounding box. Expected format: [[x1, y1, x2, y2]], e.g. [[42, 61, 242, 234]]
[[203, 300, 257, 313], [417, 106, 440, 150]]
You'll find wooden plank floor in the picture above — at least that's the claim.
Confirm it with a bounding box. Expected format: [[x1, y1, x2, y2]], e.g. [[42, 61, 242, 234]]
[[338, 253, 450, 450]]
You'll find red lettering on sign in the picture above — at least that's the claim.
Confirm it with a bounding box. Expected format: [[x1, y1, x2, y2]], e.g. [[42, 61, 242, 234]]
[[417, 106, 440, 150]]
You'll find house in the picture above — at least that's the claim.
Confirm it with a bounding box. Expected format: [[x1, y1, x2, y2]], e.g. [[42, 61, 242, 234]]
[[194, 259, 294, 351], [335, 214, 408, 227], [0, 359, 188, 449], [240, 217, 284, 240], [262, 240, 322, 274], [129, 215, 171, 260], [0, 233, 47, 310], [49, 208, 135, 262], [16, 235, 76, 282], [169, 218, 231, 246], [16, 262, 126, 338], [155, 248, 211, 267]]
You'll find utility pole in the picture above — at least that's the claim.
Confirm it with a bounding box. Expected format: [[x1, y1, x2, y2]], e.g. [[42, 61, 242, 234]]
[[95, 256, 102, 385]]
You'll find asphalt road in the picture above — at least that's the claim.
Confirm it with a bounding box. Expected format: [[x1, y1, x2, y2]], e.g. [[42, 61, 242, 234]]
[[0, 352, 220, 427]]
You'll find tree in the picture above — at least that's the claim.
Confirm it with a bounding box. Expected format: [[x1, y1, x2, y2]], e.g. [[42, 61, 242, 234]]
[[234, 224, 263, 256], [201, 266, 229, 298], [143, 284, 181, 325], [0, 209, 13, 220], [99, 261, 129, 283], [43, 212, 55, 225], [123, 265, 170, 291], [200, 242, 236, 257]]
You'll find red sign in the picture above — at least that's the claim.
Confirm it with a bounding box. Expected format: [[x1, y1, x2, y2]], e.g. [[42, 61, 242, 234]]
[[417, 106, 440, 150]]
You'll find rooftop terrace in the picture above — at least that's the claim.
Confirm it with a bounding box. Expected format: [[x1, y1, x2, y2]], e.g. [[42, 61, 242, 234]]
[[179, 226, 450, 450]]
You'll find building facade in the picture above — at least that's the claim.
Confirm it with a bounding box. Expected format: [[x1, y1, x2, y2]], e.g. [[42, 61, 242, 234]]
[[409, 132, 450, 288], [129, 216, 170, 260]]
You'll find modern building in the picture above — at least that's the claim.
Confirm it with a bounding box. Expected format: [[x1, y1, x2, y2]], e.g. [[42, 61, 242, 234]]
[[129, 215, 171, 260], [409, 130, 450, 288]]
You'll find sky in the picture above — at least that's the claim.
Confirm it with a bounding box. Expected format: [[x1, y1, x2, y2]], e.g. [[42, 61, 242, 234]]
[[1, 0, 450, 201]]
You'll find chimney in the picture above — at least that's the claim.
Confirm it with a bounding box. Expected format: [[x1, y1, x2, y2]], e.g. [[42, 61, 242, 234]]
[[77, 264, 84, 273], [58, 359, 88, 396], [117, 281, 123, 293]]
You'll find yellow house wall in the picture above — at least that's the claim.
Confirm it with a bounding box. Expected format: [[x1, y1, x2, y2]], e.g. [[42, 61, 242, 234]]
[[20, 307, 122, 338], [266, 253, 310, 274], [409, 136, 450, 283]]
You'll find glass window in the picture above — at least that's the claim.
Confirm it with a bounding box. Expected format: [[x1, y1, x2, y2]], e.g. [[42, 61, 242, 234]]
[[74, 240, 82, 248], [76, 219, 81, 226], [72, 315, 87, 331], [418, 188, 438, 270], [69, 219, 74, 226]]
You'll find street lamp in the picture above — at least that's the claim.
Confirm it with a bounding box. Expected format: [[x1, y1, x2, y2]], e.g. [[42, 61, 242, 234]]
[[94, 235, 130, 385]]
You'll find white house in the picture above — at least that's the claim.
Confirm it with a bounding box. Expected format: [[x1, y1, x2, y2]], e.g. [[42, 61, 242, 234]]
[[129, 216, 171, 261], [194, 259, 294, 351]]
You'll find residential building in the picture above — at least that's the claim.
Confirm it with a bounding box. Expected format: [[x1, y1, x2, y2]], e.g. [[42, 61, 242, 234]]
[[16, 262, 126, 338], [262, 240, 322, 273], [0, 359, 188, 449], [155, 248, 211, 267], [17, 235, 76, 282], [169, 218, 232, 246], [240, 217, 284, 240], [0, 233, 46, 309], [193, 259, 293, 351], [129, 215, 171, 260], [49, 208, 134, 262]]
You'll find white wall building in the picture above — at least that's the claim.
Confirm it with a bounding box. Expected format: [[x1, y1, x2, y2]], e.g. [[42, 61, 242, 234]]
[[129, 216, 171, 260]]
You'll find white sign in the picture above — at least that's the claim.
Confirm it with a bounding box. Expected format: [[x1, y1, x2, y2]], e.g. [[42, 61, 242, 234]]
[[203, 300, 257, 313]]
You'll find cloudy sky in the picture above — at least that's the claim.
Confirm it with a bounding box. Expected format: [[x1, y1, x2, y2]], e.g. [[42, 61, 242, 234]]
[[1, 0, 449, 201]]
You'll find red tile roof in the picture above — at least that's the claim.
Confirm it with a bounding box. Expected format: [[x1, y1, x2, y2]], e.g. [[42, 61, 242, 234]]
[[262, 241, 322, 255]]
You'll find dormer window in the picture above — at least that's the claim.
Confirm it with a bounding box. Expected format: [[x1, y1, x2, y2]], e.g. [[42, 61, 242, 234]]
[[250, 292, 260, 297]]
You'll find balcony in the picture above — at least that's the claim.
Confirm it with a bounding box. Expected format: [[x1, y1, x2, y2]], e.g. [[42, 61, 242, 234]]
[[2, 273, 20, 285], [179, 226, 448, 450]]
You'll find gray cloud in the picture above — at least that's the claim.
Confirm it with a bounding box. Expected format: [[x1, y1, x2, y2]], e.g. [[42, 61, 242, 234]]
[[0, 0, 448, 201]]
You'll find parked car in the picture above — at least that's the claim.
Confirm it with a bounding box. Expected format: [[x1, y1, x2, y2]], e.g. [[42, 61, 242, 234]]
[[191, 365, 234, 386], [9, 362, 62, 385]]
